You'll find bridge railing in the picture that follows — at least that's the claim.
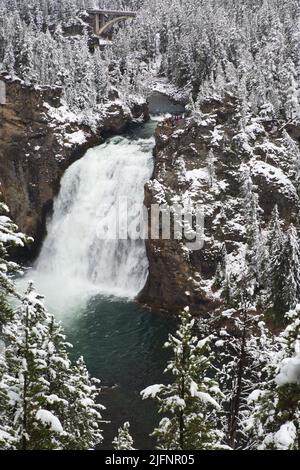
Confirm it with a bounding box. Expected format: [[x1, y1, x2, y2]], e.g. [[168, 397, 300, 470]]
[[87, 9, 136, 17]]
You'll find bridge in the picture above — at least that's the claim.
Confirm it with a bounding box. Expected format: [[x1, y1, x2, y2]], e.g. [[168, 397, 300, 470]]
[[87, 9, 136, 37]]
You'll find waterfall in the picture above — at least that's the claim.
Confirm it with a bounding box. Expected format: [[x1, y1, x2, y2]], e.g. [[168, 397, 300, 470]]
[[29, 132, 154, 312]]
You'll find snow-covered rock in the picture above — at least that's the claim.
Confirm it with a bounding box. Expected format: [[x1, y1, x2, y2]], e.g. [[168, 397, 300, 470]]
[[139, 95, 300, 314]]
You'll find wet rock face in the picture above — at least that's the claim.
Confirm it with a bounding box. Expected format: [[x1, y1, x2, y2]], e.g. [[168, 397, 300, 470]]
[[0, 76, 148, 258], [139, 95, 300, 314]]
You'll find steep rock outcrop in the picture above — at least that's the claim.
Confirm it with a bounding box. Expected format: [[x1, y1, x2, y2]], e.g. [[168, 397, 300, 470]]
[[0, 75, 148, 257], [139, 96, 300, 313]]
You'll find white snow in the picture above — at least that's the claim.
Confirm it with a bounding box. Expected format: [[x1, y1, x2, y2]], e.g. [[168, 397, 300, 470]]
[[47, 394, 68, 406], [247, 389, 264, 403], [190, 380, 199, 397], [66, 130, 87, 145], [186, 168, 209, 185], [152, 77, 190, 104], [141, 384, 164, 399], [165, 396, 186, 409], [197, 391, 221, 409], [0, 429, 15, 442], [197, 336, 212, 349], [250, 160, 297, 199], [189, 379, 220, 409], [210, 126, 224, 145], [36, 409, 64, 433], [275, 354, 300, 386], [148, 179, 167, 204], [273, 422, 297, 450]]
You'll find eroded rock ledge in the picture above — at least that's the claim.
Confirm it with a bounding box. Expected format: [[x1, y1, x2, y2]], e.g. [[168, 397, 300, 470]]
[[0, 75, 148, 257], [139, 95, 300, 314]]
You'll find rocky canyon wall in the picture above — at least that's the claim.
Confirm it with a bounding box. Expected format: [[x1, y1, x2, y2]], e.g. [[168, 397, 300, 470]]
[[139, 95, 300, 314]]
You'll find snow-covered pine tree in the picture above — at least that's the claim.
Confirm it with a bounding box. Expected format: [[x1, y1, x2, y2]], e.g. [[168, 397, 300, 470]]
[[113, 422, 135, 450], [247, 305, 300, 450], [0, 201, 31, 448], [60, 356, 105, 450], [207, 149, 216, 189], [283, 58, 300, 121], [2, 0, 300, 120], [0, 201, 30, 298], [2, 43, 16, 76], [213, 262, 224, 290], [282, 130, 300, 198], [0, 302, 15, 449], [281, 225, 300, 311], [268, 224, 300, 322], [266, 206, 284, 265], [2, 283, 104, 450], [3, 283, 64, 449], [141, 307, 225, 450], [242, 169, 265, 296], [210, 299, 275, 449], [261, 205, 284, 305]]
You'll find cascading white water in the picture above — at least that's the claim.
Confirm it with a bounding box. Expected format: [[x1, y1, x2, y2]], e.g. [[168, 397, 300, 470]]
[[27, 132, 154, 312]]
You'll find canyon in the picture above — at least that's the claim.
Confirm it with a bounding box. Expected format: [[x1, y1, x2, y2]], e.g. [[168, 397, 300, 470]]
[[2, 79, 300, 316]]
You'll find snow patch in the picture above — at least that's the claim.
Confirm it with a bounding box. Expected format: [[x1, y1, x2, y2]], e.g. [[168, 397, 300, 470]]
[[66, 130, 87, 145], [273, 422, 297, 450], [36, 409, 64, 433]]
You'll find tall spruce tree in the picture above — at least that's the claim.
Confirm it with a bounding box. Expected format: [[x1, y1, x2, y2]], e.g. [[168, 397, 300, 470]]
[[213, 306, 275, 449], [269, 224, 300, 322], [113, 422, 135, 450], [2, 283, 105, 450], [0, 201, 30, 297], [141, 307, 225, 450], [0, 202, 31, 448], [242, 170, 264, 295], [247, 305, 300, 449], [263, 205, 285, 303]]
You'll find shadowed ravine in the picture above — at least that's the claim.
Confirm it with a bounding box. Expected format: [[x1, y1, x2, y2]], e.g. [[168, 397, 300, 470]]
[[22, 116, 177, 449]]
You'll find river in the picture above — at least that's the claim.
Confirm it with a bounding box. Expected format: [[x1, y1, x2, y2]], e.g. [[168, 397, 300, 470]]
[[22, 115, 178, 449]]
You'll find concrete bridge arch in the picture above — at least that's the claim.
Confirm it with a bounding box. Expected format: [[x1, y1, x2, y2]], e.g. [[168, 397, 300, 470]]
[[87, 9, 136, 38]]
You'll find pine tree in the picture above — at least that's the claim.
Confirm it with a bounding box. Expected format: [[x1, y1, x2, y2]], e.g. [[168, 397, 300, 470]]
[[213, 262, 224, 290], [269, 224, 300, 322], [260, 205, 284, 304], [141, 307, 225, 450], [3, 283, 67, 450], [0, 201, 30, 297], [283, 58, 299, 120], [113, 422, 135, 450], [60, 356, 105, 450], [2, 43, 16, 76], [242, 170, 264, 294], [0, 201, 31, 447], [1, 283, 104, 450], [211, 298, 275, 449], [0, 302, 16, 449], [282, 225, 300, 310], [0, 201, 106, 450], [207, 149, 216, 189], [247, 305, 300, 450]]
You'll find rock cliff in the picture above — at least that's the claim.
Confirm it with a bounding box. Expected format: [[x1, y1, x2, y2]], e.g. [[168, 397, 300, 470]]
[[139, 95, 300, 314]]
